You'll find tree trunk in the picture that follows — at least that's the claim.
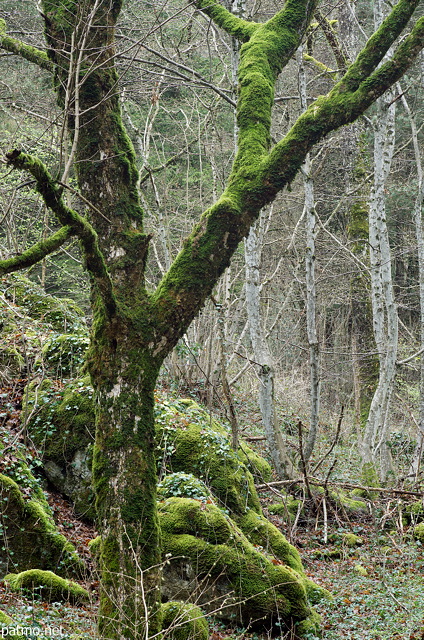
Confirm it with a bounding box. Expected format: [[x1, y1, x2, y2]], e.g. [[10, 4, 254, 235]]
[[245, 220, 296, 479], [90, 333, 162, 638], [360, 80, 398, 481], [400, 90, 424, 479], [2, 1, 424, 638], [42, 2, 163, 636]]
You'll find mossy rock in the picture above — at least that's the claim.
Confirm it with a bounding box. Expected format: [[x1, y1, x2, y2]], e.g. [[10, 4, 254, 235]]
[[161, 602, 208, 640], [40, 333, 89, 377], [158, 473, 213, 503], [0, 292, 45, 382], [295, 609, 322, 638], [405, 500, 424, 524], [268, 496, 304, 521], [155, 396, 270, 515], [0, 474, 83, 579], [1, 274, 86, 333], [24, 377, 95, 519], [314, 487, 367, 514], [5, 569, 89, 604], [342, 533, 363, 547], [353, 564, 368, 576], [0, 610, 24, 639], [0, 610, 13, 625], [159, 497, 316, 632], [413, 522, 424, 543], [24, 377, 94, 465]]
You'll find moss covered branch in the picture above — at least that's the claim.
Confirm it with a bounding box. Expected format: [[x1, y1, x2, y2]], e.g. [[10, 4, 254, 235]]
[[150, 0, 423, 360], [314, 8, 349, 71], [0, 19, 53, 73], [0, 226, 73, 275], [260, 16, 424, 194], [4, 150, 116, 315], [194, 0, 259, 41], [340, 0, 421, 93]]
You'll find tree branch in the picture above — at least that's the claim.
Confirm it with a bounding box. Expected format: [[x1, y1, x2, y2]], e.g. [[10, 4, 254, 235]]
[[194, 0, 259, 41], [3, 150, 116, 315], [314, 8, 349, 71], [150, 0, 319, 355], [340, 0, 421, 93], [0, 20, 53, 73], [150, 1, 423, 359], [0, 226, 74, 275]]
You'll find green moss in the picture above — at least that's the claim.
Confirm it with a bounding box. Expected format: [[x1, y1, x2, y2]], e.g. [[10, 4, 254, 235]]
[[353, 564, 368, 576], [160, 497, 313, 631], [360, 463, 380, 491], [268, 497, 304, 520], [314, 487, 367, 513], [195, 0, 258, 41], [88, 535, 101, 560], [5, 569, 89, 604], [295, 608, 322, 637], [342, 533, 363, 547], [413, 522, 424, 543], [161, 602, 208, 640], [238, 445, 272, 482], [238, 509, 303, 573], [0, 610, 13, 625], [0, 474, 82, 578]]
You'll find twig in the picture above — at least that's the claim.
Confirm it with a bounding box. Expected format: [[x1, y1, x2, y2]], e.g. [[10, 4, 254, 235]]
[[312, 404, 343, 475], [298, 420, 313, 500], [322, 497, 328, 543]]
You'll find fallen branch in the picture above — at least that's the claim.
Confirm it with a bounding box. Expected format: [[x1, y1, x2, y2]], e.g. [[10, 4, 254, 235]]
[[255, 477, 424, 497]]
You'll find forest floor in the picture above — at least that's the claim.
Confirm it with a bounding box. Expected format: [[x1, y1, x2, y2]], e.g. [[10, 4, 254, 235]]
[[1, 489, 424, 640], [1, 382, 424, 639]]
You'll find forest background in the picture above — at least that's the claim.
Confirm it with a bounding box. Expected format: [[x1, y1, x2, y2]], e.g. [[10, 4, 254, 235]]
[[1, 0, 424, 639]]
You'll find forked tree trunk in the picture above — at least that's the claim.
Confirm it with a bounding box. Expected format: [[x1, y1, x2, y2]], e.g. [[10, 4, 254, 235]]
[[41, 1, 164, 635], [2, 1, 424, 639]]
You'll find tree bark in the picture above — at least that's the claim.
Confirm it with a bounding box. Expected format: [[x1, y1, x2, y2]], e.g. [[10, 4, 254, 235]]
[[245, 218, 296, 478], [2, 1, 424, 638], [360, 30, 399, 481]]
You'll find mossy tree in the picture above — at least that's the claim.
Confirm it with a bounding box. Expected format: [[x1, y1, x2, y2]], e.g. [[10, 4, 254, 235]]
[[1, 1, 424, 638]]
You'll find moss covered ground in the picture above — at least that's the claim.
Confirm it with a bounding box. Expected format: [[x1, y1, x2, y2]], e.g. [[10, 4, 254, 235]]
[[2, 379, 424, 638], [2, 491, 424, 639]]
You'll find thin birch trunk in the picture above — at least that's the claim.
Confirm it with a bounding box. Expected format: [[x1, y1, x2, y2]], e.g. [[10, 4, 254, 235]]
[[360, 2, 398, 480], [298, 48, 320, 464], [400, 90, 424, 478], [245, 218, 295, 478]]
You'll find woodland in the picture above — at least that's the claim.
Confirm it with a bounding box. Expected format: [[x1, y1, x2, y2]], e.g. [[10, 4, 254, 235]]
[[0, 0, 424, 639]]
